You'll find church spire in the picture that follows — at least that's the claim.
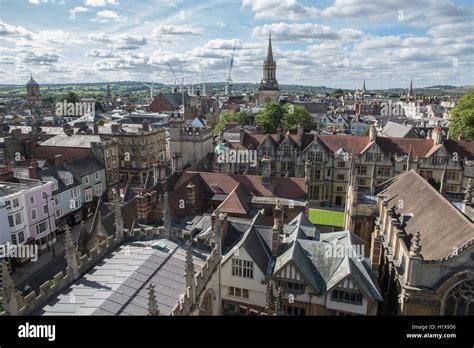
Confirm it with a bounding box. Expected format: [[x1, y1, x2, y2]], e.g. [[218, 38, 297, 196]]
[[266, 31, 274, 62], [408, 80, 413, 97], [362, 79, 366, 92]]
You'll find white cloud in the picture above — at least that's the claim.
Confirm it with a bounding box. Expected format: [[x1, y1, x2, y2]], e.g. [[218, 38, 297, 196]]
[[88, 32, 112, 43], [252, 23, 363, 41], [86, 49, 116, 58], [115, 34, 148, 50], [85, 0, 119, 7], [0, 22, 32, 39], [28, 0, 49, 4], [153, 24, 203, 37], [97, 10, 119, 19]]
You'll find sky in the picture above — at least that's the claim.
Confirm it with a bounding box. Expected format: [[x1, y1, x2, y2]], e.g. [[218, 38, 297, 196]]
[[0, 0, 473, 89]]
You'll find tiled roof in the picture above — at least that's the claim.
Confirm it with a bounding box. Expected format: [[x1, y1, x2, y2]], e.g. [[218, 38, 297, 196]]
[[378, 170, 474, 261]]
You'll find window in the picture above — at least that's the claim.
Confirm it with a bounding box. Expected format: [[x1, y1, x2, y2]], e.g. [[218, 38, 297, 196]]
[[5, 200, 11, 209], [287, 162, 294, 171], [337, 161, 345, 168], [312, 169, 321, 180], [43, 204, 48, 215], [54, 195, 62, 206], [359, 178, 367, 186], [419, 170, 433, 179], [281, 162, 287, 171], [84, 175, 90, 185], [64, 176, 73, 186], [285, 305, 306, 316], [310, 185, 320, 200], [8, 215, 14, 227], [15, 212, 22, 225], [55, 208, 63, 219], [277, 280, 305, 294], [377, 167, 390, 176], [445, 185, 458, 193], [13, 198, 19, 208], [95, 172, 100, 180], [283, 145, 291, 157], [84, 188, 93, 202], [11, 234, 17, 244], [42, 192, 47, 200], [365, 153, 381, 162], [18, 231, 25, 244], [336, 174, 345, 181], [355, 165, 367, 175], [36, 221, 48, 235], [94, 183, 102, 197], [336, 186, 343, 192], [30, 196, 35, 205], [308, 152, 322, 163], [231, 259, 254, 279], [228, 287, 250, 299], [446, 171, 458, 181], [31, 209, 37, 220], [331, 289, 363, 305], [431, 157, 447, 166]]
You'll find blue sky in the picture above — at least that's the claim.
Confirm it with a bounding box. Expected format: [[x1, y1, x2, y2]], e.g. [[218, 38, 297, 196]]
[[0, 0, 473, 88]]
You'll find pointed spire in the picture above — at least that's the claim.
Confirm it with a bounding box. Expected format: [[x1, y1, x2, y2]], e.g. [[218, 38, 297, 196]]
[[362, 79, 366, 92], [274, 286, 285, 316], [64, 224, 80, 280], [409, 231, 422, 257], [265, 280, 275, 315], [115, 201, 124, 242], [267, 31, 273, 61], [464, 179, 472, 206], [370, 160, 376, 195], [184, 240, 196, 302], [1, 258, 19, 315], [147, 283, 160, 316], [162, 191, 171, 239], [77, 220, 89, 256], [439, 161, 448, 194], [408, 80, 413, 97]]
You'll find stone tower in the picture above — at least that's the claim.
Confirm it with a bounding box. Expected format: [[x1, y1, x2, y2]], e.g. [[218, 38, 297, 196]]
[[258, 32, 280, 105], [26, 74, 42, 109]]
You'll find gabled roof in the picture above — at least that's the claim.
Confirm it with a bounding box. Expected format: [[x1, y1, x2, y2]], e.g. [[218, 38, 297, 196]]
[[378, 170, 474, 260], [217, 183, 249, 215], [381, 121, 415, 138]]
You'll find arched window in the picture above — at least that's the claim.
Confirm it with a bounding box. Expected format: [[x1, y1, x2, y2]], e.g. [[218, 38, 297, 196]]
[[443, 280, 474, 315]]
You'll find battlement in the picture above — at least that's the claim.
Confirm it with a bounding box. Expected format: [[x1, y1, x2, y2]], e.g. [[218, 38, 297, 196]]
[[171, 245, 220, 316]]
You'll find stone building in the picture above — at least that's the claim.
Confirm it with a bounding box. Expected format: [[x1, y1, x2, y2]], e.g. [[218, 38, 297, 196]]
[[218, 126, 474, 207], [258, 33, 280, 105], [371, 170, 474, 315], [26, 75, 42, 109], [169, 117, 213, 173]]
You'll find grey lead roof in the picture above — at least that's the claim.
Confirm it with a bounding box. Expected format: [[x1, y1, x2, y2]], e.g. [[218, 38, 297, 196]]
[[36, 239, 209, 316]]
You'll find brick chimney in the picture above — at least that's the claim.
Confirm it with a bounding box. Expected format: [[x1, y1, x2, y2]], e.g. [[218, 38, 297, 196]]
[[93, 124, 99, 134], [142, 121, 150, 132], [276, 127, 284, 143], [239, 127, 245, 144], [369, 124, 377, 142], [261, 155, 271, 186], [28, 166, 38, 179], [219, 212, 228, 246], [54, 154, 64, 166], [186, 183, 196, 211]]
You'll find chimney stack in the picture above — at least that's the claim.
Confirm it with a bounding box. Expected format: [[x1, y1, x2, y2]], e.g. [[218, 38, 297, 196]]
[[93, 123, 99, 134], [28, 166, 38, 180], [369, 125, 377, 142], [142, 121, 150, 132], [186, 183, 196, 211], [432, 127, 443, 145], [261, 155, 271, 186], [54, 154, 64, 166], [370, 225, 382, 276]]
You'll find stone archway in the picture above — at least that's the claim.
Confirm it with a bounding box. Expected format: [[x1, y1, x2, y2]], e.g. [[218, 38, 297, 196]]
[[200, 288, 216, 316], [441, 279, 474, 315]]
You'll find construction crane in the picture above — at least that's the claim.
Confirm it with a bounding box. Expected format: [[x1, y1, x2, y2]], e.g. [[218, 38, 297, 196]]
[[142, 83, 154, 101], [224, 40, 237, 96], [166, 62, 183, 93]]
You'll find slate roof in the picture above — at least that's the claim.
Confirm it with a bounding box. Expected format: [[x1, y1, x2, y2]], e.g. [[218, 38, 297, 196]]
[[381, 121, 415, 138], [39, 134, 103, 148], [377, 170, 474, 261], [36, 239, 209, 316], [63, 156, 105, 178]]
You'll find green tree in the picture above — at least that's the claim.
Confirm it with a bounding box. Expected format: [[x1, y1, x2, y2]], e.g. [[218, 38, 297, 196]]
[[332, 89, 344, 98], [255, 102, 284, 133], [282, 104, 314, 132], [213, 111, 249, 134], [449, 91, 474, 141], [59, 92, 80, 103]]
